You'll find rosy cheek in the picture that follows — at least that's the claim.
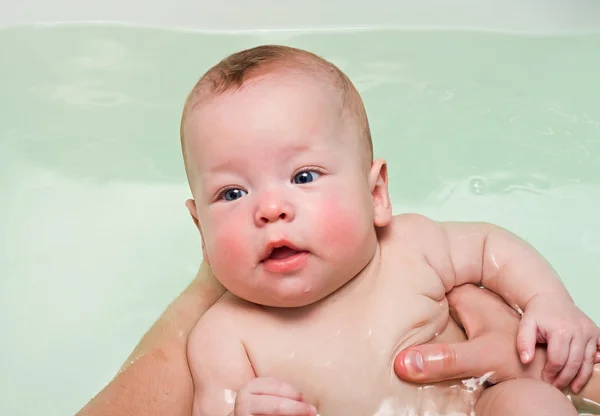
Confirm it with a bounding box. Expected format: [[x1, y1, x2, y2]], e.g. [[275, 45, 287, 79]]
[[315, 196, 366, 249], [204, 213, 250, 269]]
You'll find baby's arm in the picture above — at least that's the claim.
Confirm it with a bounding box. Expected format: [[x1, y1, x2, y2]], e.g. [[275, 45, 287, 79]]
[[423, 219, 569, 310], [187, 315, 256, 416], [402, 214, 599, 391], [187, 312, 317, 416]]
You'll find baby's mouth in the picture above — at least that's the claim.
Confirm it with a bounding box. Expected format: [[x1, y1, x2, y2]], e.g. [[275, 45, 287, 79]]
[[260, 242, 310, 273], [267, 246, 302, 260]]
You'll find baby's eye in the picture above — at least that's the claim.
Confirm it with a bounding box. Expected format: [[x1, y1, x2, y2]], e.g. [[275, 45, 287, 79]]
[[292, 170, 322, 184], [220, 188, 247, 201]]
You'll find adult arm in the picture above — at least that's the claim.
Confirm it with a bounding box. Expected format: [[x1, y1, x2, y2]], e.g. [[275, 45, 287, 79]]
[[76, 260, 226, 416]]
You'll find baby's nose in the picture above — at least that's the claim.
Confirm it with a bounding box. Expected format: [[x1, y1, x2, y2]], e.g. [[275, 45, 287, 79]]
[[255, 195, 294, 225]]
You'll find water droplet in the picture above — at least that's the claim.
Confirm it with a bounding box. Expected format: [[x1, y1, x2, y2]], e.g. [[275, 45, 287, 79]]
[[469, 178, 487, 195], [223, 389, 236, 404], [514, 304, 524, 315]]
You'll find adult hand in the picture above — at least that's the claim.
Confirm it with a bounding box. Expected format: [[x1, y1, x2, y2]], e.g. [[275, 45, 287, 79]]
[[394, 284, 546, 386]]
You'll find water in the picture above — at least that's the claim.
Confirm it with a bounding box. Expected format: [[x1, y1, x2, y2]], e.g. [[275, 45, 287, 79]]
[[1, 24, 599, 415]]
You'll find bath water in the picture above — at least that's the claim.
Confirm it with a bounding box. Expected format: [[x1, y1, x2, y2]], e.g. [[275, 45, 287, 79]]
[[1, 24, 599, 415]]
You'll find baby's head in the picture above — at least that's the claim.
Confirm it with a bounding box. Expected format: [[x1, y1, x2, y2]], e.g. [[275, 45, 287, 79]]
[[180, 45, 392, 307]]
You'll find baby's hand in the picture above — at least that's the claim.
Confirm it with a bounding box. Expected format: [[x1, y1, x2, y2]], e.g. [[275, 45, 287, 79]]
[[234, 377, 317, 416], [517, 292, 600, 392]]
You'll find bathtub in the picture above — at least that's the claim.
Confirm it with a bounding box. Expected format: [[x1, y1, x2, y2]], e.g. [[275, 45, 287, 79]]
[[1, 2, 600, 416], [3, 0, 600, 33]]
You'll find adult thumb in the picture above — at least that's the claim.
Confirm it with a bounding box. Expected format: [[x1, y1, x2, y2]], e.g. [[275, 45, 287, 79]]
[[394, 338, 496, 384]]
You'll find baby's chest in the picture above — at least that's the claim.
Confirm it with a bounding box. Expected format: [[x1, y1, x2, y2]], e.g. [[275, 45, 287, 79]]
[[243, 292, 450, 415]]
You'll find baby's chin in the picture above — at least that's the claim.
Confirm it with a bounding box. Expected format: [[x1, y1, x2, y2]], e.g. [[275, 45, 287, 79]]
[[231, 280, 333, 308]]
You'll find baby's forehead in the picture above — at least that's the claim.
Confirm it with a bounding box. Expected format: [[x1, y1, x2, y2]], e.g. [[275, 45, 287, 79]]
[[186, 96, 357, 179], [191, 73, 344, 130], [181, 59, 372, 187], [192, 79, 343, 143]]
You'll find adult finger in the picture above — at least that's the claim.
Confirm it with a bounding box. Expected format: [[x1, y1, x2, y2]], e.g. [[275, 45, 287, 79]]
[[394, 335, 499, 384], [570, 338, 597, 394], [396, 285, 521, 384], [446, 285, 521, 337]]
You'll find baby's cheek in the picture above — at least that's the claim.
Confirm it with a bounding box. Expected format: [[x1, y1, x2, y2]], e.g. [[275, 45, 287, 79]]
[[205, 223, 250, 271], [316, 197, 367, 248]]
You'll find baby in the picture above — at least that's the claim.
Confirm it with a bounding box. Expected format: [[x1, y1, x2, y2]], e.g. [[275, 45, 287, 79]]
[[180, 45, 600, 415]]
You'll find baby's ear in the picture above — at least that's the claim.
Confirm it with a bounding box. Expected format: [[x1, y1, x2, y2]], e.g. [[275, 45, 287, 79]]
[[368, 158, 392, 227], [185, 199, 210, 264], [185, 199, 200, 230]]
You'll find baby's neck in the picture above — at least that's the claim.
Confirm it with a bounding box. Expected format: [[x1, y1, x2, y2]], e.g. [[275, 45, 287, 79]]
[[328, 242, 383, 300]]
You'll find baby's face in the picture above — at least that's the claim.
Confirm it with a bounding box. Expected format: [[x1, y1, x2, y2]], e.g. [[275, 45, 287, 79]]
[[184, 74, 390, 307]]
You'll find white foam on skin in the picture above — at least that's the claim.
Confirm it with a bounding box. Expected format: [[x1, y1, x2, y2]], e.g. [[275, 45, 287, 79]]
[[461, 371, 495, 391], [371, 398, 474, 416], [369, 372, 495, 416], [223, 389, 236, 405], [224, 372, 495, 416]]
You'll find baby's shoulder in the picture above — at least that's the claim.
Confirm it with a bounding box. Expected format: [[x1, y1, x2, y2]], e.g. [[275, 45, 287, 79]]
[[389, 212, 437, 229], [194, 291, 261, 328], [381, 213, 443, 246], [189, 293, 260, 347], [378, 214, 452, 297], [379, 213, 454, 271]]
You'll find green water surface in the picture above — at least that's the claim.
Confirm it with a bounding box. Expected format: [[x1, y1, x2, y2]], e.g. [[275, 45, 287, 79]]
[[1, 25, 599, 415]]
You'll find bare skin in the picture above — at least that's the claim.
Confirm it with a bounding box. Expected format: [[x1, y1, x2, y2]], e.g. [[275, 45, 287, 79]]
[[189, 216, 469, 416]]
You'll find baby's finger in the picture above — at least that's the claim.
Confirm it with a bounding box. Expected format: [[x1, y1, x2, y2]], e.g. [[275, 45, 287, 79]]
[[245, 377, 303, 401], [552, 336, 584, 391], [570, 339, 597, 394], [595, 351, 600, 364], [516, 316, 537, 364], [542, 331, 570, 384], [247, 395, 317, 416]]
